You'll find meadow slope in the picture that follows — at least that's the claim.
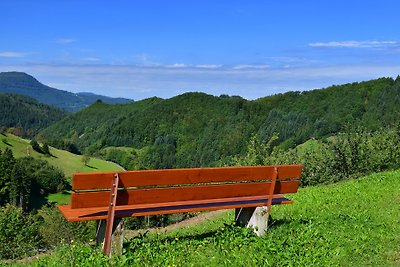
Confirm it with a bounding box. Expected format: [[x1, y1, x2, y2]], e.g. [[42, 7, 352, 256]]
[[0, 133, 124, 178], [17, 170, 400, 266]]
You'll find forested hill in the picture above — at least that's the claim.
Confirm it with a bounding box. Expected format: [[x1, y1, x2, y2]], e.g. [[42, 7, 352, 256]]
[[40, 77, 400, 168], [0, 72, 132, 112], [0, 93, 66, 137]]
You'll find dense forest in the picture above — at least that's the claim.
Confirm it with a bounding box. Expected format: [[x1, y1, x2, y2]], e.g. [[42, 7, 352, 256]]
[[40, 77, 400, 169], [0, 93, 66, 137], [0, 72, 132, 112]]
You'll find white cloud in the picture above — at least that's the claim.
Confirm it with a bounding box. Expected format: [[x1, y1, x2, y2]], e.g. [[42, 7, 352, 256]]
[[166, 63, 188, 68], [56, 38, 77, 45], [309, 40, 399, 49], [232, 64, 270, 70], [0, 52, 27, 57]]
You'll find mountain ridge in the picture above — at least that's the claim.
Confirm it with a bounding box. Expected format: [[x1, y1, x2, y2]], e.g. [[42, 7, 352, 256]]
[[0, 71, 133, 112]]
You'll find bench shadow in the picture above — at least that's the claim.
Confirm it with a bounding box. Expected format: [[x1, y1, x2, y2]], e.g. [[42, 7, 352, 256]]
[[267, 217, 311, 229], [124, 217, 308, 248], [86, 165, 98, 169], [1, 140, 13, 146], [125, 230, 219, 247]]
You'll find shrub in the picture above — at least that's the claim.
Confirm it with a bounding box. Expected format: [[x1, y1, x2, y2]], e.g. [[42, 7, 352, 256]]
[[37, 206, 96, 248], [0, 204, 41, 260]]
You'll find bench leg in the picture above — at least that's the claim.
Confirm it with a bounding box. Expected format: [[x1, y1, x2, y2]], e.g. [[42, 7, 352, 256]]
[[235, 206, 268, 236], [96, 219, 125, 256]]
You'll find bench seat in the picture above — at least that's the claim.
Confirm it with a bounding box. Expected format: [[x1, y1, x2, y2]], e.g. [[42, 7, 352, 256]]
[[58, 194, 293, 222]]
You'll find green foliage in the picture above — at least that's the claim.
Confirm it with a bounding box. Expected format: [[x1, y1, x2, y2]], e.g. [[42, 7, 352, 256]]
[[233, 134, 279, 166], [30, 140, 42, 153], [37, 206, 96, 248], [41, 143, 50, 155], [267, 127, 400, 186], [0, 93, 66, 138], [0, 204, 41, 260], [0, 148, 68, 210], [40, 77, 400, 169], [0, 148, 15, 205], [81, 154, 90, 166], [24, 242, 110, 266], [0, 205, 96, 261]]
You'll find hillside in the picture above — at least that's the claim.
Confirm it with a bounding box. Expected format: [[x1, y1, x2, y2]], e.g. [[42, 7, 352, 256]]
[[0, 72, 133, 112], [0, 93, 66, 137], [40, 77, 400, 168], [0, 133, 124, 178], [19, 170, 400, 266]]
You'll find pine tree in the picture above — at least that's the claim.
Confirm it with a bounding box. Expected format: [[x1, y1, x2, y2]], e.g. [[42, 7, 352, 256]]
[[0, 148, 16, 205], [42, 143, 50, 155], [30, 140, 42, 153]]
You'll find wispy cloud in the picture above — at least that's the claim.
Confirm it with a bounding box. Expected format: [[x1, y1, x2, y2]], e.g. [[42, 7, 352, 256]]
[[166, 63, 188, 68], [232, 64, 270, 70], [195, 64, 222, 69], [270, 56, 308, 63], [1, 63, 399, 101], [309, 40, 399, 49], [82, 57, 101, 62], [133, 53, 160, 66], [56, 38, 77, 45], [0, 52, 27, 57]]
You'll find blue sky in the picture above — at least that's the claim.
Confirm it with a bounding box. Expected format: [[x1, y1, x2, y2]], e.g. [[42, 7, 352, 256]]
[[1, 0, 400, 100]]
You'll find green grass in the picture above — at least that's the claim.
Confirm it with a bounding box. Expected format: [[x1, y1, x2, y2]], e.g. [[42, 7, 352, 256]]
[[46, 192, 71, 205], [11, 170, 400, 266], [0, 133, 124, 178]]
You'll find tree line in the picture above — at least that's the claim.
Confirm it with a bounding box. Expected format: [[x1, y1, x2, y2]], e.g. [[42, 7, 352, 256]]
[[41, 77, 400, 169]]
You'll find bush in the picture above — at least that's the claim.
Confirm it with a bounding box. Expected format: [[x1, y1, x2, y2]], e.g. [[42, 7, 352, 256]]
[[37, 206, 96, 248], [236, 127, 400, 186], [0, 204, 41, 259]]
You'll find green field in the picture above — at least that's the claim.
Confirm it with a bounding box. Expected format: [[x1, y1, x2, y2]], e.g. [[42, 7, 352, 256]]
[[17, 170, 400, 266], [0, 133, 124, 178]]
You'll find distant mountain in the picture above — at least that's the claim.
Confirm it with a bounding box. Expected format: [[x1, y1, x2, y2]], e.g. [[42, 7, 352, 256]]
[[40, 76, 400, 168], [0, 93, 67, 137], [0, 72, 133, 112]]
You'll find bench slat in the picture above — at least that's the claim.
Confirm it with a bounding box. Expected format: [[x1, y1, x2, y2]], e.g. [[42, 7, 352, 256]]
[[59, 194, 293, 222], [72, 165, 302, 190], [71, 180, 300, 208]]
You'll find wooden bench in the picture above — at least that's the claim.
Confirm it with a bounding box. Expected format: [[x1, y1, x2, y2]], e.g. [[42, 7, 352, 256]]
[[58, 164, 302, 255]]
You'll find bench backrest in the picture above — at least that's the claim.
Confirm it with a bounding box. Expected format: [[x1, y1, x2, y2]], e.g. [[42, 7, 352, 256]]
[[70, 165, 302, 209]]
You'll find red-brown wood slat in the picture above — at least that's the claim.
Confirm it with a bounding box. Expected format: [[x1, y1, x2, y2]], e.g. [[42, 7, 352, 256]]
[[72, 165, 302, 190], [59, 194, 294, 222], [71, 180, 300, 209]]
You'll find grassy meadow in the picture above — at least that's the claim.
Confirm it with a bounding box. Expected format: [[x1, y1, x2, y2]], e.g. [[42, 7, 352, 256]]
[[0, 133, 124, 178], [13, 170, 400, 266]]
